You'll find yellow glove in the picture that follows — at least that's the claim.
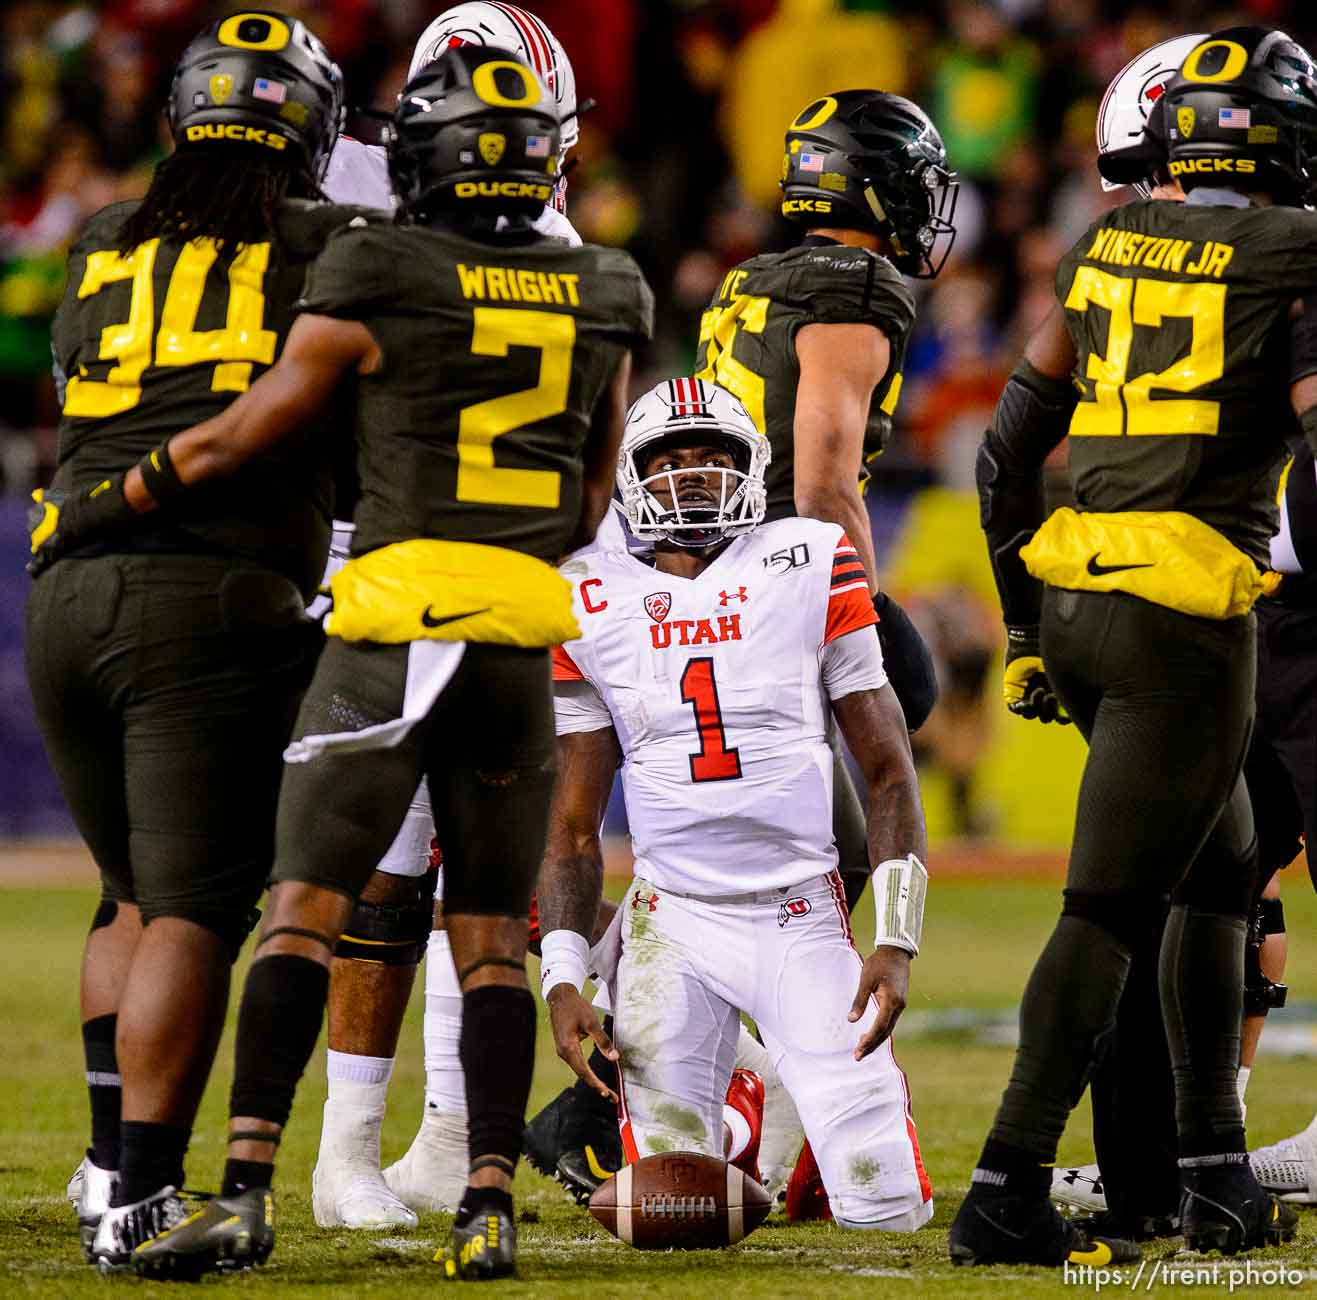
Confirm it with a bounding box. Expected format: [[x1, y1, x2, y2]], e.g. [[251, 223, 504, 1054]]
[[1003, 625, 1070, 725]]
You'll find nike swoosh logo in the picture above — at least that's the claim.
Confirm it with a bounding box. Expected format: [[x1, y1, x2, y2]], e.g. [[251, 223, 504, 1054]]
[[1086, 554, 1155, 577], [421, 606, 489, 629]]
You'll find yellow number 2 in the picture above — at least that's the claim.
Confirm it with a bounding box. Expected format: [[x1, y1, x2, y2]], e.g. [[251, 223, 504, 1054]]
[[63, 239, 275, 419], [456, 308, 575, 508], [1064, 267, 1225, 437]]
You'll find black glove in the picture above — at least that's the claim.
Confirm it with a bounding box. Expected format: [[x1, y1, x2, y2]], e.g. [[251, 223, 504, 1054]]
[[27, 477, 137, 578], [873, 590, 937, 732], [1002, 624, 1070, 724]]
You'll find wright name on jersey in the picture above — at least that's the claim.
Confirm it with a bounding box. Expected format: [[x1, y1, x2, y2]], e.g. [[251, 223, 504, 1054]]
[[301, 216, 652, 564], [696, 240, 915, 520], [553, 518, 883, 895]]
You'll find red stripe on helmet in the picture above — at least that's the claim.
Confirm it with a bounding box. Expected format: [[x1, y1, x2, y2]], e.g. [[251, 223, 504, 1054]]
[[490, 2, 551, 76]]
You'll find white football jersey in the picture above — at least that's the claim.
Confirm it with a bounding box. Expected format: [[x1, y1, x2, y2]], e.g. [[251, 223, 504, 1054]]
[[554, 518, 885, 895]]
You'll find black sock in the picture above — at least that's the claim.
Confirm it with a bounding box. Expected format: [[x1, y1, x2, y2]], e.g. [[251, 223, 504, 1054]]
[[455, 1185, 514, 1229], [1160, 906, 1248, 1158], [82, 1014, 121, 1171], [222, 1159, 274, 1197], [462, 984, 536, 1169], [228, 954, 329, 1126], [973, 1137, 1051, 1196], [114, 1121, 189, 1206], [990, 915, 1131, 1162]]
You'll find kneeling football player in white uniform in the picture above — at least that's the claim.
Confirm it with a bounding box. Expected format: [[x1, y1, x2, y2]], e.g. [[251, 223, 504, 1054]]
[[538, 378, 934, 1230]]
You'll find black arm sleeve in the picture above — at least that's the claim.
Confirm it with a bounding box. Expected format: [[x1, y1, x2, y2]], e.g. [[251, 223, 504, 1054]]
[[976, 359, 1077, 626]]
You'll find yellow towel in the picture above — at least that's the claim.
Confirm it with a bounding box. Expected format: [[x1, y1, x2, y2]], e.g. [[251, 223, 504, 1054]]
[[325, 538, 580, 646], [1020, 508, 1280, 620]]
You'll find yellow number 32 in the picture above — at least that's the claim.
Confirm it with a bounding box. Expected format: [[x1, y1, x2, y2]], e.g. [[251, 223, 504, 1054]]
[[1065, 266, 1225, 438]]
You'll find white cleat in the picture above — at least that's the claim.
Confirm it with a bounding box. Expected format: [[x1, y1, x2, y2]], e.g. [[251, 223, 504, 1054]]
[[1050, 1163, 1107, 1214], [68, 1154, 118, 1259], [312, 1102, 418, 1229], [1251, 1129, 1317, 1204], [382, 1107, 468, 1214]]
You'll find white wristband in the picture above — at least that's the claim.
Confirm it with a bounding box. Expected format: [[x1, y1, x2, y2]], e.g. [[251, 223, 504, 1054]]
[[540, 928, 590, 999], [872, 854, 928, 956]]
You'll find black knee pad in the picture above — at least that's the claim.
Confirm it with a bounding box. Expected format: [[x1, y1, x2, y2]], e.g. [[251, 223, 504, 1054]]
[[1258, 896, 1285, 937], [335, 868, 437, 965], [1062, 889, 1167, 952], [1244, 897, 1288, 1016], [91, 898, 119, 931]]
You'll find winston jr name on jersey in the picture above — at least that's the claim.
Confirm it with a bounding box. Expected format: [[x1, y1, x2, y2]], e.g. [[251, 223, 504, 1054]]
[[552, 518, 880, 897]]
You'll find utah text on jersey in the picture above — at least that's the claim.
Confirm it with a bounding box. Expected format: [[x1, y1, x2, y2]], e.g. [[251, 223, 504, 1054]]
[[552, 517, 880, 896]]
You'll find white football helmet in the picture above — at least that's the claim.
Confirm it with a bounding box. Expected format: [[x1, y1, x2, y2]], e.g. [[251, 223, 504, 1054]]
[[408, 3, 578, 152], [618, 379, 769, 550], [1096, 33, 1206, 196]]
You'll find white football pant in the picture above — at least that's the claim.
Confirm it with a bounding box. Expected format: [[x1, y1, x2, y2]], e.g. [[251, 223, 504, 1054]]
[[610, 870, 933, 1231]]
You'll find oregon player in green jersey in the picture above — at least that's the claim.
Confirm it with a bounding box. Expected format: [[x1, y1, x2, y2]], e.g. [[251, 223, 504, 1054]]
[[24, 10, 353, 1272], [48, 46, 654, 1281], [697, 92, 951, 929], [951, 27, 1317, 1267]]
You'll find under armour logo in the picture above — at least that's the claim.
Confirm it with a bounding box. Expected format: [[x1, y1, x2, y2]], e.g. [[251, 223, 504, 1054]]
[[719, 587, 748, 605]]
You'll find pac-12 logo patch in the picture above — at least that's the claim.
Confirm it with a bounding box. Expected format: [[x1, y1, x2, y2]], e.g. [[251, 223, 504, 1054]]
[[777, 897, 812, 927], [644, 592, 672, 622]]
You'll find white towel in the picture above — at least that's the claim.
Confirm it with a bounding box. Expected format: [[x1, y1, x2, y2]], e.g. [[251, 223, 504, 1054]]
[[284, 640, 467, 763]]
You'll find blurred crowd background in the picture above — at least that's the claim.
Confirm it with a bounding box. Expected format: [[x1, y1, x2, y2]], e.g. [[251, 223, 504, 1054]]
[[3, 0, 1312, 843]]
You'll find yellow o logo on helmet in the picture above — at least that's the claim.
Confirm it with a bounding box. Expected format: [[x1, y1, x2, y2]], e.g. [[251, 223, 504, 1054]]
[[1181, 39, 1250, 84], [790, 96, 838, 133], [216, 14, 291, 51], [471, 61, 541, 109]]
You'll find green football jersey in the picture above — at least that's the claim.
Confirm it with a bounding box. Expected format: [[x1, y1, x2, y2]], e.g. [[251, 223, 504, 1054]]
[[696, 238, 915, 520], [51, 198, 362, 596], [1055, 199, 1317, 564], [300, 219, 654, 564]]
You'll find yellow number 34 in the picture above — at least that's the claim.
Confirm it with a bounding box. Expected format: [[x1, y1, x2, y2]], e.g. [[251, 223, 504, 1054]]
[[63, 238, 277, 419]]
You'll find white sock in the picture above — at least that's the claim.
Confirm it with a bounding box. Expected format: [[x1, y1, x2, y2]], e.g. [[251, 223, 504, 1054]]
[[326, 1050, 393, 1111], [1236, 1065, 1251, 1105], [424, 930, 467, 1116]]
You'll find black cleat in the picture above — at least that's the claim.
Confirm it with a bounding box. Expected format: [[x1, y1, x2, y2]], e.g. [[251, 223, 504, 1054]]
[[132, 1186, 274, 1280], [1180, 1158, 1299, 1256], [949, 1182, 1141, 1267], [439, 1206, 517, 1281], [88, 1186, 198, 1275], [1071, 1210, 1180, 1242], [524, 1081, 622, 1205]]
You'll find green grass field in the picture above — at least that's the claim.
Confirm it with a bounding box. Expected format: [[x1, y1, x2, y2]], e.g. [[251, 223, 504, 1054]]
[[5, 873, 1317, 1296]]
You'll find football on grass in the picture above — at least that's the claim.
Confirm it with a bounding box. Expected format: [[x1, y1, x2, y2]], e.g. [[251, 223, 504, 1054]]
[[589, 1152, 772, 1249]]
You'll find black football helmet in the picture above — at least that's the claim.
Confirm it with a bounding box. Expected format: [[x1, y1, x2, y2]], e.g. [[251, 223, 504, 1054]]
[[1163, 27, 1317, 205], [385, 45, 560, 223], [169, 10, 344, 180], [780, 90, 958, 278]]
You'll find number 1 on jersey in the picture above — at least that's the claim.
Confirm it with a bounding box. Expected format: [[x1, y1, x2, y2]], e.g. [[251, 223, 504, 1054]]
[[680, 657, 742, 783]]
